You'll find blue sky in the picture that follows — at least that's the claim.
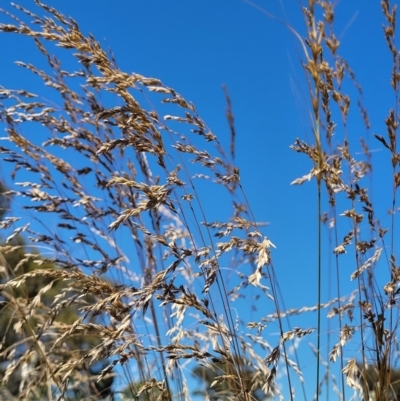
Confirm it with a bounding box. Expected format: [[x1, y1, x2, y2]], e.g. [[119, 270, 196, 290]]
[[0, 0, 398, 400]]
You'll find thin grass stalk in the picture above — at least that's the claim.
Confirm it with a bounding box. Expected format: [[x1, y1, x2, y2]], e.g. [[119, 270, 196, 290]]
[[316, 171, 322, 401], [384, 0, 399, 381], [268, 266, 294, 401], [333, 205, 346, 401], [276, 281, 308, 401]]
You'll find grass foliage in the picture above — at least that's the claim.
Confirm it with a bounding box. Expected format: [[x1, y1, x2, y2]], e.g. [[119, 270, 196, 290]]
[[0, 1, 399, 400]]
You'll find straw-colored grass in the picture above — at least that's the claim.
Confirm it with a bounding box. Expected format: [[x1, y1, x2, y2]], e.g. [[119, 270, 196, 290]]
[[0, 1, 399, 400]]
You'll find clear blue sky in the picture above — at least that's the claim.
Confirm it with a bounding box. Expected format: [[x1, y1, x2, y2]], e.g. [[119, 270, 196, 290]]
[[0, 1, 397, 399]]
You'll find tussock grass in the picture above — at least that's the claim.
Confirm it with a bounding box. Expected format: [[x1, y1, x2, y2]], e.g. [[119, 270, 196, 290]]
[[0, 1, 399, 400]]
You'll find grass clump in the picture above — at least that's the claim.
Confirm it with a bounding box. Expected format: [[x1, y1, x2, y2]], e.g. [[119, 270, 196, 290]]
[[0, 1, 399, 400]]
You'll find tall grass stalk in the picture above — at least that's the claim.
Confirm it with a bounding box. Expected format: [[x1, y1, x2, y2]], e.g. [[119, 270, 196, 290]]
[[0, 1, 400, 400]]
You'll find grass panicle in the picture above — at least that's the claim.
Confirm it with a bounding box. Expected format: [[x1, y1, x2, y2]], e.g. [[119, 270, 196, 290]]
[[0, 1, 399, 401]]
